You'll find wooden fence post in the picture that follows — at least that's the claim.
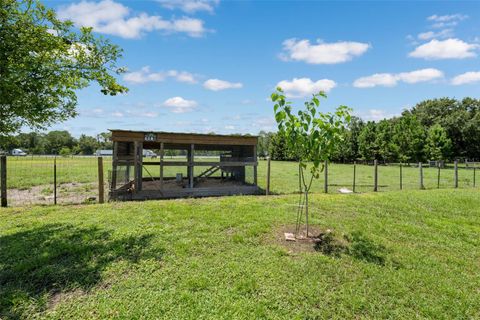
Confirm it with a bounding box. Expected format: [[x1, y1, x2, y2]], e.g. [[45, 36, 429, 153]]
[[98, 157, 104, 203], [454, 160, 458, 188], [419, 162, 424, 189], [1, 156, 6, 207], [266, 156, 271, 195], [353, 161, 356, 193], [324, 160, 328, 193], [54, 156, 57, 205], [400, 163, 403, 190], [374, 160, 378, 192]]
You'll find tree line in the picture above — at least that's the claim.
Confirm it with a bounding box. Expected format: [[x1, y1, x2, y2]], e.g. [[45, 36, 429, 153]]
[[258, 97, 480, 163], [0, 131, 112, 156]]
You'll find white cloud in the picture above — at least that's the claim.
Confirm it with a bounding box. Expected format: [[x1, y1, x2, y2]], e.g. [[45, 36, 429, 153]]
[[353, 73, 398, 88], [158, 0, 219, 13], [427, 14, 468, 23], [276, 78, 337, 98], [451, 71, 480, 85], [163, 96, 198, 113], [409, 38, 479, 59], [353, 68, 444, 88], [58, 0, 208, 39], [358, 109, 399, 122], [397, 68, 444, 84], [280, 38, 370, 64], [203, 79, 243, 91], [123, 67, 197, 84], [224, 125, 235, 130], [417, 28, 453, 40]]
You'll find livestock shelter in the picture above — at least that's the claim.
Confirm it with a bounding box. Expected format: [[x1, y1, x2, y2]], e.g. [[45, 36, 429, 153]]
[[108, 130, 259, 200]]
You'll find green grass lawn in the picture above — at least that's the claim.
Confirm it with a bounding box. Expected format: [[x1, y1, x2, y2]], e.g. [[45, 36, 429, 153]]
[[1, 189, 479, 319]]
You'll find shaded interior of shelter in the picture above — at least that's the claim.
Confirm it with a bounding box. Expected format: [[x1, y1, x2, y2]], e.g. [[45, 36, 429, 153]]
[[109, 137, 259, 200]]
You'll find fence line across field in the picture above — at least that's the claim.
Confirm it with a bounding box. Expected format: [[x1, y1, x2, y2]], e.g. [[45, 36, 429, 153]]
[[0, 155, 479, 207]]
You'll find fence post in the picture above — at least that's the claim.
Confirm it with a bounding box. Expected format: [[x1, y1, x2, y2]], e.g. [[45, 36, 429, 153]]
[[353, 161, 356, 193], [400, 163, 403, 190], [437, 163, 441, 189], [474, 167, 476, 188], [454, 160, 458, 188], [266, 156, 271, 195], [98, 157, 104, 203], [324, 160, 328, 193], [54, 156, 57, 205], [419, 162, 424, 189], [1, 156, 6, 207], [374, 159, 378, 192]]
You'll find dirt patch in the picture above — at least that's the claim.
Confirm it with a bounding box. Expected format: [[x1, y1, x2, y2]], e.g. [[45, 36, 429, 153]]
[[8, 182, 99, 206], [47, 288, 87, 310], [269, 225, 349, 254]]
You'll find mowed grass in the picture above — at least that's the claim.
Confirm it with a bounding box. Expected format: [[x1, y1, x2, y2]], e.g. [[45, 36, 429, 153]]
[[1, 189, 480, 319], [5, 156, 479, 193]]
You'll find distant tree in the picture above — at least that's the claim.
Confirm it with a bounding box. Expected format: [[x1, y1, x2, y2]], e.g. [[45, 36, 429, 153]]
[[358, 121, 378, 161], [77, 134, 99, 155], [392, 115, 425, 163], [44, 130, 75, 154], [425, 124, 452, 161], [59, 147, 72, 157], [96, 132, 113, 149], [375, 119, 397, 162], [268, 132, 298, 161], [271, 87, 351, 237], [257, 131, 273, 158], [0, 0, 128, 136]]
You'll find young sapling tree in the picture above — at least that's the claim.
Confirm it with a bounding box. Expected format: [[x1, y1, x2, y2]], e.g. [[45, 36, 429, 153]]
[[271, 87, 351, 238]]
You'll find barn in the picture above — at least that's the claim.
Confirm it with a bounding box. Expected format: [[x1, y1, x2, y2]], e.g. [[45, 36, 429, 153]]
[[108, 130, 259, 200]]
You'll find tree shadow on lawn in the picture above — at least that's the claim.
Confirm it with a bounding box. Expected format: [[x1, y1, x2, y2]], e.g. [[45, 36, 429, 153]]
[[0, 223, 163, 319]]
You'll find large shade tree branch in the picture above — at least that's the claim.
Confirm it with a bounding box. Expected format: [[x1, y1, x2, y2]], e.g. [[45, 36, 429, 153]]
[[0, 0, 128, 135]]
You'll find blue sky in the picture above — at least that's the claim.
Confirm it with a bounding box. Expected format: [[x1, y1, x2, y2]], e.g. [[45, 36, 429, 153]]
[[43, 0, 480, 137]]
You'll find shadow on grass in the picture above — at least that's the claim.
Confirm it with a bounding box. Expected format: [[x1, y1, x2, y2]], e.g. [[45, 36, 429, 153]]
[[0, 223, 162, 319], [314, 231, 394, 267]]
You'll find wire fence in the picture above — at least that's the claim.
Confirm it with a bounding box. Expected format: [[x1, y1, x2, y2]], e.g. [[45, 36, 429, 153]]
[[0, 156, 478, 207]]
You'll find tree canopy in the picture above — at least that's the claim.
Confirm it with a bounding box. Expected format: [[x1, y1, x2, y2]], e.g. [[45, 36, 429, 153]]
[[0, 0, 127, 136]]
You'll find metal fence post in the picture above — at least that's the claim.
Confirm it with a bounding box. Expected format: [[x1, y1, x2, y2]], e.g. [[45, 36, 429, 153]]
[[98, 157, 104, 203], [400, 163, 403, 190], [324, 160, 328, 193], [54, 156, 57, 205], [374, 159, 378, 192], [353, 161, 356, 193], [266, 156, 271, 195], [454, 160, 458, 188], [1, 156, 6, 207], [419, 162, 424, 189], [437, 163, 441, 189]]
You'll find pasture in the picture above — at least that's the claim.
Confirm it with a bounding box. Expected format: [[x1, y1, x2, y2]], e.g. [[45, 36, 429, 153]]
[[1, 189, 479, 319]]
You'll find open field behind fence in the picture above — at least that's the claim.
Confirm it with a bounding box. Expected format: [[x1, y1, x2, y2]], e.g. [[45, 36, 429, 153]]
[[0, 156, 478, 206]]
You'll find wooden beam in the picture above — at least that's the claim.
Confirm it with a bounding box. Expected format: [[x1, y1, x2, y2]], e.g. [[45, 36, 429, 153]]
[[189, 144, 194, 188], [134, 141, 143, 191], [160, 142, 164, 190], [98, 157, 104, 203], [110, 141, 118, 192]]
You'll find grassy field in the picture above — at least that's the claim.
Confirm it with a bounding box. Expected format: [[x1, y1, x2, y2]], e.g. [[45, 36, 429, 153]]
[[4, 156, 479, 193], [1, 189, 479, 319]]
